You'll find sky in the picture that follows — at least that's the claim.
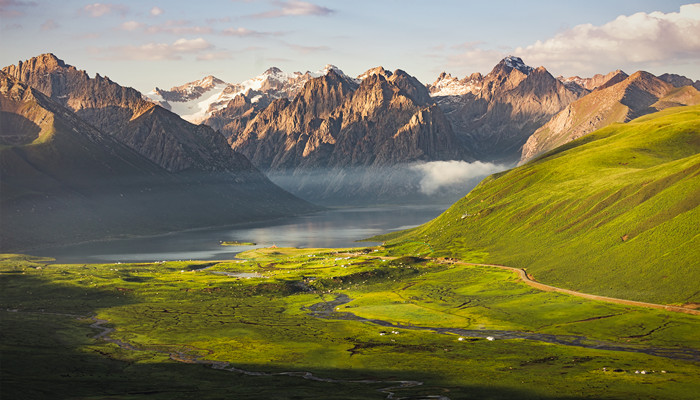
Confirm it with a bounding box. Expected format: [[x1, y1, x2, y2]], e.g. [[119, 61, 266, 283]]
[[1, 0, 699, 93]]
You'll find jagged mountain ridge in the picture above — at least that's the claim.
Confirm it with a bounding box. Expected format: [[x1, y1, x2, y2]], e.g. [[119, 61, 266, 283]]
[[520, 70, 700, 163], [556, 70, 629, 95], [2, 53, 254, 174], [658, 73, 700, 91], [230, 68, 462, 170], [144, 65, 354, 124]]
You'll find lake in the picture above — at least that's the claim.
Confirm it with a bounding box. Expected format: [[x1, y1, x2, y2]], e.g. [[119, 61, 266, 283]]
[[32, 204, 449, 263]]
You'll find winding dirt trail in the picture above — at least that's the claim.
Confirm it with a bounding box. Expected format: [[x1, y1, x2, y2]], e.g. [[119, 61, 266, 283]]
[[447, 261, 700, 316], [337, 252, 699, 316]]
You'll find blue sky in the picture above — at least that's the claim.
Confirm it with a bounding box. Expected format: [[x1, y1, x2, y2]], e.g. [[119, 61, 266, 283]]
[[1, 1, 698, 92]]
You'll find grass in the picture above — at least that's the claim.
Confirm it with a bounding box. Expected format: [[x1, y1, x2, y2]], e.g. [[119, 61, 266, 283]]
[[2, 252, 699, 399], [375, 105, 700, 305]]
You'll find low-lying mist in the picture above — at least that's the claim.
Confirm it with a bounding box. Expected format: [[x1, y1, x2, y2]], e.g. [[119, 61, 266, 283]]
[[410, 160, 508, 195], [267, 161, 511, 206]]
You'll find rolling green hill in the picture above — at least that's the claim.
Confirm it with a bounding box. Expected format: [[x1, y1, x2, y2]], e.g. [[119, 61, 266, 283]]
[[377, 105, 700, 305]]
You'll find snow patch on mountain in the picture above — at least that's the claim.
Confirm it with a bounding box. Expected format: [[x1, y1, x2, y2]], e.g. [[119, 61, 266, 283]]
[[427, 72, 483, 97], [144, 65, 355, 123]]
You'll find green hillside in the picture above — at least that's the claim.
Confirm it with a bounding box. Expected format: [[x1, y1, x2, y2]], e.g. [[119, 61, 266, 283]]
[[377, 105, 700, 305]]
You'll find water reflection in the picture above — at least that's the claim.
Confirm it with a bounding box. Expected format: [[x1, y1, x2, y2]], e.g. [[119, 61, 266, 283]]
[[33, 205, 448, 263]]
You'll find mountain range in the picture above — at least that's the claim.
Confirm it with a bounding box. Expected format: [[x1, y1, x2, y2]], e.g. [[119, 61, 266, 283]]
[[151, 55, 698, 203], [3, 53, 699, 247], [0, 54, 317, 251]]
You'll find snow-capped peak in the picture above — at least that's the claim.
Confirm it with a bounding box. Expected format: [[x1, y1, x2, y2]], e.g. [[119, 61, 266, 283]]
[[428, 71, 484, 97], [501, 56, 533, 75]]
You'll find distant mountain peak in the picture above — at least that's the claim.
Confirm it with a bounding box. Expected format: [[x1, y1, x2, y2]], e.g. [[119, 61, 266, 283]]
[[357, 66, 391, 81], [500, 56, 534, 75], [263, 67, 283, 75]]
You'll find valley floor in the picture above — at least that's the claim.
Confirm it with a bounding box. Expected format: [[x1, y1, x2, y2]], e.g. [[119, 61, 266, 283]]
[[1, 248, 699, 399]]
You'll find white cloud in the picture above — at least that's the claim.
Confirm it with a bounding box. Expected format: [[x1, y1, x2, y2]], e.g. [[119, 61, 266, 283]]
[[171, 38, 211, 52], [95, 37, 213, 61], [222, 27, 260, 36], [150, 6, 163, 16], [81, 3, 127, 18], [515, 4, 700, 75], [120, 20, 144, 31], [253, 0, 334, 18], [410, 160, 506, 195]]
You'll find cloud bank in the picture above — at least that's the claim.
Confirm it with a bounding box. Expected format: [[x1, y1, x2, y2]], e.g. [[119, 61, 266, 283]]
[[515, 4, 700, 74], [410, 161, 506, 195]]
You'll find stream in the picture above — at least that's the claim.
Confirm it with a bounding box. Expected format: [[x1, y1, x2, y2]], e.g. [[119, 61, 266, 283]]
[[86, 288, 699, 400], [306, 294, 700, 362]]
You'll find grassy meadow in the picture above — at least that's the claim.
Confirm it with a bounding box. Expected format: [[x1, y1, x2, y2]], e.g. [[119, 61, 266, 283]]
[[2, 250, 698, 399]]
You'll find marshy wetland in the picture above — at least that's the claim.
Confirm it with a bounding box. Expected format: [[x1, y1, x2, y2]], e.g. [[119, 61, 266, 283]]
[[2, 247, 698, 399]]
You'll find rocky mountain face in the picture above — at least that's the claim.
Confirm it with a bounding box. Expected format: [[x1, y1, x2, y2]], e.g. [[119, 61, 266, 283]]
[[520, 71, 700, 163], [429, 56, 583, 163], [217, 67, 465, 203], [0, 56, 318, 251]]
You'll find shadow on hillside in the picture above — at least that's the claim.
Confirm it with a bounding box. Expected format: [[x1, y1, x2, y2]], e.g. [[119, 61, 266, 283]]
[[1, 273, 603, 400], [0, 112, 41, 145]]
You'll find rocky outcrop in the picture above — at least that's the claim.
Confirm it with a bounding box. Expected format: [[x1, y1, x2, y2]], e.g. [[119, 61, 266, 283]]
[[520, 71, 700, 163], [431, 56, 582, 163]]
